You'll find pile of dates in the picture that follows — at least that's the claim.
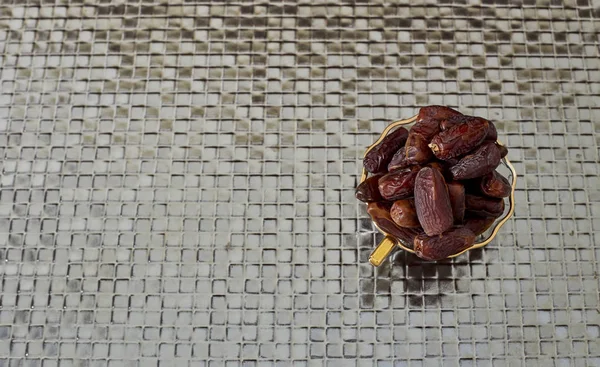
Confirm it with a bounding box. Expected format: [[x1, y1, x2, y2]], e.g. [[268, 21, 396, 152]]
[[356, 106, 512, 261]]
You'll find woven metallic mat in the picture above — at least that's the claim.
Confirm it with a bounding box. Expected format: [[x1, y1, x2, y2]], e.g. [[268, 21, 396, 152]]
[[0, 0, 598, 365]]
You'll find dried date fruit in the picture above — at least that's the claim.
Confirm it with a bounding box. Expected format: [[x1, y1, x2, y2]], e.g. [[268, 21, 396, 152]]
[[465, 194, 505, 217], [355, 175, 384, 203], [464, 215, 497, 236], [450, 141, 502, 180], [368, 202, 422, 246], [497, 144, 508, 158], [429, 118, 489, 160], [387, 146, 409, 172], [413, 227, 476, 261], [410, 117, 440, 141], [414, 167, 454, 236], [418, 105, 463, 122], [404, 133, 434, 165], [439, 114, 473, 131], [440, 119, 458, 131], [485, 121, 498, 141], [378, 166, 420, 201], [441, 115, 497, 141], [363, 127, 409, 174], [389, 140, 437, 172], [447, 181, 466, 224], [391, 114, 445, 171], [480, 171, 511, 198], [390, 199, 420, 228]]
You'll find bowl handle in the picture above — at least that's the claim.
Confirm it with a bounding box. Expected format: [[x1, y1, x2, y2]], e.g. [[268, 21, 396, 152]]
[[369, 236, 397, 266]]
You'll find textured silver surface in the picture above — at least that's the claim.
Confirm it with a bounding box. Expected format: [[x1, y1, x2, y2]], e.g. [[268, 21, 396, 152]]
[[0, 0, 599, 365]]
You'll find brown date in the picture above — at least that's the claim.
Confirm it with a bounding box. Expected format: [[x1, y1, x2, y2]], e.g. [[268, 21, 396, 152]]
[[363, 127, 409, 174], [410, 117, 440, 141], [414, 167, 454, 236], [355, 174, 384, 203], [441, 115, 497, 142], [390, 115, 444, 171], [439, 114, 471, 131], [387, 146, 409, 172], [367, 202, 422, 246], [404, 133, 434, 165], [390, 199, 420, 228], [480, 170, 511, 198], [418, 105, 463, 122], [465, 194, 505, 217], [447, 181, 466, 224], [485, 121, 498, 141], [389, 145, 441, 172], [429, 118, 489, 160], [497, 144, 508, 158], [450, 141, 502, 180], [464, 215, 496, 236], [413, 227, 476, 261], [440, 119, 458, 131], [378, 166, 420, 201]]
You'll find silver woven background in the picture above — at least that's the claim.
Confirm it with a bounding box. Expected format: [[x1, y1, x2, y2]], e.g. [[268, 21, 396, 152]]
[[0, 0, 598, 365]]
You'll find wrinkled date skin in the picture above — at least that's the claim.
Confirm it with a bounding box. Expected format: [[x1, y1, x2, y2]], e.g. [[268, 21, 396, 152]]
[[413, 227, 476, 261], [378, 166, 420, 201], [429, 118, 489, 160], [388, 145, 440, 172], [367, 202, 422, 247], [439, 114, 470, 131], [389, 139, 439, 172], [464, 215, 497, 236], [450, 141, 502, 180], [387, 146, 409, 172], [404, 134, 434, 165], [355, 175, 384, 203], [390, 199, 420, 228], [418, 105, 463, 122], [398, 109, 451, 170], [480, 171, 511, 198], [414, 167, 454, 236], [465, 194, 505, 217], [441, 116, 497, 141], [363, 127, 409, 174], [410, 117, 440, 141], [447, 181, 466, 224]]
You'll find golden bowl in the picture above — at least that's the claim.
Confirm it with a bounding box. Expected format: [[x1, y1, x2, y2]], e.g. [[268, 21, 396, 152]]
[[361, 115, 517, 266]]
